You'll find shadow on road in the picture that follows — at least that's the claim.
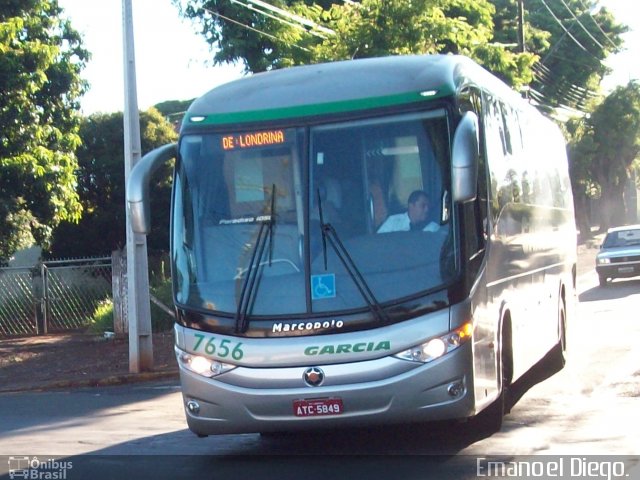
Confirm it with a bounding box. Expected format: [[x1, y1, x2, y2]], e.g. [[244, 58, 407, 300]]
[[507, 345, 564, 410], [0, 415, 507, 479], [0, 382, 180, 436], [0, 348, 568, 480], [579, 278, 640, 302], [0, 423, 495, 480]]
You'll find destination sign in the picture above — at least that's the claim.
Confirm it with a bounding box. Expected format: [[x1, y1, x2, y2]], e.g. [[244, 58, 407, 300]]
[[222, 129, 286, 150]]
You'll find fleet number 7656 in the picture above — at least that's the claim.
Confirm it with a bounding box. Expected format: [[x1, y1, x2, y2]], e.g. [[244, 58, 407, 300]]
[[193, 333, 244, 361]]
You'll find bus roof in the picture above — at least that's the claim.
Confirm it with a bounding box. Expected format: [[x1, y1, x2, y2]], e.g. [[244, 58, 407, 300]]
[[183, 54, 519, 129]]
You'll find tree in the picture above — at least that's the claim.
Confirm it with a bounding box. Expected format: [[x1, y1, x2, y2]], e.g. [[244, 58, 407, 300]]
[[174, 0, 632, 233], [154, 99, 194, 118], [154, 98, 194, 130], [47, 108, 177, 258], [568, 81, 640, 230], [0, 0, 88, 262], [491, 0, 627, 114], [175, 0, 537, 88], [175, 0, 627, 112]]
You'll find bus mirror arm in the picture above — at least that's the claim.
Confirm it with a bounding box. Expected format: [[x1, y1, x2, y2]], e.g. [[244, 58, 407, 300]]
[[451, 111, 479, 203], [126, 143, 177, 234]]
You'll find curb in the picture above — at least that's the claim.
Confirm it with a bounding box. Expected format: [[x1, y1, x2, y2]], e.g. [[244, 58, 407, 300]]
[[0, 369, 179, 394]]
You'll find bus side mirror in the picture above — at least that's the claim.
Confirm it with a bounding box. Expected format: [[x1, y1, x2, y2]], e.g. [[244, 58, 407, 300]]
[[451, 111, 479, 203], [127, 143, 177, 234]]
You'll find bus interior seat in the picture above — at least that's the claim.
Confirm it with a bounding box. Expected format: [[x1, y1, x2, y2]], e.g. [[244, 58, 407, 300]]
[[315, 177, 342, 224]]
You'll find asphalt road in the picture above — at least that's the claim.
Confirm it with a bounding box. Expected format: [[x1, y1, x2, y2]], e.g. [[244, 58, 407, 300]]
[[1, 243, 639, 479]]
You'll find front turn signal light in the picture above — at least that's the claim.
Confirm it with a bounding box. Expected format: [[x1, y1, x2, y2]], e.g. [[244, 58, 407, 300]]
[[393, 322, 473, 364]]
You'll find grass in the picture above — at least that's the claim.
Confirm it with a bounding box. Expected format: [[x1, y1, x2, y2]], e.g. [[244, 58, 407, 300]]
[[89, 279, 175, 334]]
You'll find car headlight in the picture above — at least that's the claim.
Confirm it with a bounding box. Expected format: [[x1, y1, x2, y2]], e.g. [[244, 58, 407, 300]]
[[394, 322, 473, 363], [176, 347, 236, 378], [597, 257, 611, 265]]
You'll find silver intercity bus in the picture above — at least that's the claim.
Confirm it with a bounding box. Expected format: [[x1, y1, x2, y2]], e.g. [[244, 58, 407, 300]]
[[127, 55, 576, 436]]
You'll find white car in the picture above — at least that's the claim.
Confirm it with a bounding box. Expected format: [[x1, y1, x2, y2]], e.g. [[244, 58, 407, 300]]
[[596, 224, 640, 286]]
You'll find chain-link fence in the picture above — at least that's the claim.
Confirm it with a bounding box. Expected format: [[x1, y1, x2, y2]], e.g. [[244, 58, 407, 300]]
[[42, 258, 113, 332], [0, 257, 112, 337], [0, 267, 38, 336]]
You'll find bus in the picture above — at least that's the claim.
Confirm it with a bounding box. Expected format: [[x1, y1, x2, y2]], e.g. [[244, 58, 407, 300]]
[[127, 54, 576, 436]]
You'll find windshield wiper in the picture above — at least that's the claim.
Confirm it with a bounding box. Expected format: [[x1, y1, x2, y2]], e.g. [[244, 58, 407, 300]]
[[235, 184, 276, 333], [317, 189, 390, 324]]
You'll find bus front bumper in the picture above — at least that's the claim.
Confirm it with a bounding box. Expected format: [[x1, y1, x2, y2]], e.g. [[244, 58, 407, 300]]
[[178, 342, 475, 436]]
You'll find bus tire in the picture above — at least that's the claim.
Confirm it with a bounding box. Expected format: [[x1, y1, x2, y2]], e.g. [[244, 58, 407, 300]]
[[557, 293, 568, 367], [598, 274, 608, 287], [474, 318, 513, 435]]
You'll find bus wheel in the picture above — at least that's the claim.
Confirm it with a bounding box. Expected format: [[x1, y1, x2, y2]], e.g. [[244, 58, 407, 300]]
[[547, 295, 568, 373], [558, 296, 567, 365], [474, 320, 512, 435]]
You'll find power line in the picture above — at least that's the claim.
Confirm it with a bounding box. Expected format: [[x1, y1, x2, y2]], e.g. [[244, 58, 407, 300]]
[[558, 0, 605, 49], [240, 0, 335, 37], [530, 61, 599, 113], [230, 0, 329, 39], [532, 74, 585, 105], [534, 62, 599, 98], [539, 53, 604, 79], [577, 0, 619, 49], [528, 87, 588, 119], [536, 0, 604, 64], [531, 79, 588, 109], [201, 6, 311, 53]]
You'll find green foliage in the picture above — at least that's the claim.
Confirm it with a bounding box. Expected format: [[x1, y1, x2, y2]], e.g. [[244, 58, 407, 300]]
[[0, 0, 88, 261], [89, 256, 175, 335], [175, 0, 626, 111], [176, 0, 535, 85], [147, 254, 175, 331], [88, 299, 114, 334], [89, 278, 175, 334], [154, 99, 194, 130], [150, 278, 175, 332], [47, 108, 178, 258], [310, 1, 498, 61], [492, 0, 626, 113], [154, 99, 194, 117]]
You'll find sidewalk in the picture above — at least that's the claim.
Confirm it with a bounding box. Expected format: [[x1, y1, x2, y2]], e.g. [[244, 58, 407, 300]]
[[0, 331, 178, 393]]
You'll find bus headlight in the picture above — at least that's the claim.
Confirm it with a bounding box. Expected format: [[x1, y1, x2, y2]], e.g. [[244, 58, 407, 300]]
[[176, 347, 236, 378], [394, 322, 473, 364]]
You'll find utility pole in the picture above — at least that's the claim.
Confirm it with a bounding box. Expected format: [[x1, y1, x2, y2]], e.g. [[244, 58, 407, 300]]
[[122, 0, 153, 372], [517, 0, 526, 53]]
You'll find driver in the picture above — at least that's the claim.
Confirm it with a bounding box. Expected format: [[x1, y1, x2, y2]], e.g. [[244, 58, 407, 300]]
[[377, 190, 439, 233]]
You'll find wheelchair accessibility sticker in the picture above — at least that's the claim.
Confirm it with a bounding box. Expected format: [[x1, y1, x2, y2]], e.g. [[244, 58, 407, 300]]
[[311, 274, 336, 300]]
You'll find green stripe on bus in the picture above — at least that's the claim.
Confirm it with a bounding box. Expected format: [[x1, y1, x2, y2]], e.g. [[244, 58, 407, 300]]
[[188, 88, 451, 126]]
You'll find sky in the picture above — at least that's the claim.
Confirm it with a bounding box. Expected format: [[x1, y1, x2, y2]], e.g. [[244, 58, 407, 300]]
[[598, 0, 640, 90], [57, 0, 245, 115], [57, 0, 639, 115]]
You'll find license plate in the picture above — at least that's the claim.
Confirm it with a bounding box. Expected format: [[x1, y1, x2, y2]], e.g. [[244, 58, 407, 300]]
[[293, 398, 343, 417], [618, 266, 634, 273]]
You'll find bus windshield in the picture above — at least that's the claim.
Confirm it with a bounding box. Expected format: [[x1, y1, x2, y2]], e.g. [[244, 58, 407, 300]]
[[173, 109, 455, 317]]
